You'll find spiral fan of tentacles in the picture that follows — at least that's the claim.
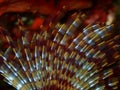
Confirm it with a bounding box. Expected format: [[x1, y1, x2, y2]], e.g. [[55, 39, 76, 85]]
[[0, 13, 120, 90]]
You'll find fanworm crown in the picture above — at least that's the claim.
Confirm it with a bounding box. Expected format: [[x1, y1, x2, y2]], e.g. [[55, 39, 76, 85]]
[[0, 13, 120, 90]]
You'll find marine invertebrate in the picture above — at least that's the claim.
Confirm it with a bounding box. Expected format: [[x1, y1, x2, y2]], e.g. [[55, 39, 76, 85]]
[[0, 13, 120, 90]]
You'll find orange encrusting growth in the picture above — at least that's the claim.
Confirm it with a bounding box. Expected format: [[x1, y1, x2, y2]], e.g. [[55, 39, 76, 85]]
[[31, 17, 44, 30]]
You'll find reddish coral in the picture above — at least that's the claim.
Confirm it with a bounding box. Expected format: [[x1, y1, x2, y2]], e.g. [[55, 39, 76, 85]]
[[0, 0, 92, 16]]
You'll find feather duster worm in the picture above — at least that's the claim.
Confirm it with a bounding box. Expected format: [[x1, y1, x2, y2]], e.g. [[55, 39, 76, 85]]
[[0, 13, 120, 90]]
